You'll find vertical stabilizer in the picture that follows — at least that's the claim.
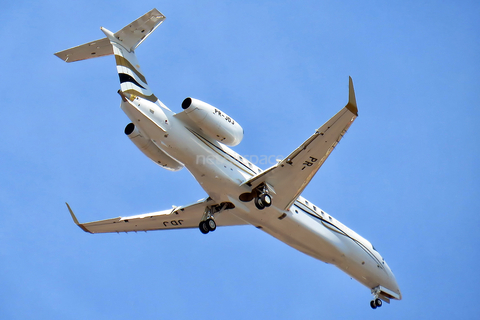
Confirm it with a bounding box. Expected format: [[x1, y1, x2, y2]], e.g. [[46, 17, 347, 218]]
[[103, 26, 159, 103]]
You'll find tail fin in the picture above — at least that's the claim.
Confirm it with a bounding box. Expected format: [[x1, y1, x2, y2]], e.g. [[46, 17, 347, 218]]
[[54, 9, 165, 103]]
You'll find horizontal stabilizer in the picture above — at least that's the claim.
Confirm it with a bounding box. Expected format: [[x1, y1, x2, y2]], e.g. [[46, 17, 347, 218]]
[[54, 8, 165, 63], [54, 38, 113, 62], [111, 8, 165, 52]]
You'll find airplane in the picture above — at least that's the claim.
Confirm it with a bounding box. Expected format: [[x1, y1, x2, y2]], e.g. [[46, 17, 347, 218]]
[[55, 9, 401, 309]]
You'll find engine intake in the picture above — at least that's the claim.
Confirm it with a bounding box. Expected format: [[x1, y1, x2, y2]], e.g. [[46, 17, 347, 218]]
[[125, 123, 183, 171]]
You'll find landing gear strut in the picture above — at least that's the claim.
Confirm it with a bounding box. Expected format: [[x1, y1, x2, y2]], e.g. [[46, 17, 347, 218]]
[[370, 286, 385, 309]]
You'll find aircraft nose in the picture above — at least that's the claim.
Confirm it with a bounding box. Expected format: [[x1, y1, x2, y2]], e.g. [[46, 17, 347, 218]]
[[385, 262, 402, 300], [390, 276, 402, 300]]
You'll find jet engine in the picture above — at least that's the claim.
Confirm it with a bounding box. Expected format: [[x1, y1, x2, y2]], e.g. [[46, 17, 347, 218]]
[[181, 98, 243, 146], [124, 123, 184, 171]]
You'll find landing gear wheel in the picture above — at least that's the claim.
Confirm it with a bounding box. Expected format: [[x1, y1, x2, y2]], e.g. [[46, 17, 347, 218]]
[[260, 194, 272, 207], [370, 300, 377, 309], [206, 218, 216, 232], [199, 221, 209, 234], [255, 196, 266, 210], [375, 298, 382, 308]]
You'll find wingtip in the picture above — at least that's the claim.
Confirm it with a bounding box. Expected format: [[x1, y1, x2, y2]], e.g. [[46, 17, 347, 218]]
[[346, 76, 358, 116], [65, 202, 92, 233], [66, 202, 80, 225]]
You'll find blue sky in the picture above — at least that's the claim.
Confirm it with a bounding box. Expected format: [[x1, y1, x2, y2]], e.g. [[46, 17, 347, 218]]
[[1, 0, 479, 319]]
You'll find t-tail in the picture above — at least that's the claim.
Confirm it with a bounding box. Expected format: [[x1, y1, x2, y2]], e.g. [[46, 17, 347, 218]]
[[54, 9, 166, 107]]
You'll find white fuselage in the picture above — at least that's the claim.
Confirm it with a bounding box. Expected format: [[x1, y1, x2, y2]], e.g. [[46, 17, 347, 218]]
[[120, 95, 401, 299]]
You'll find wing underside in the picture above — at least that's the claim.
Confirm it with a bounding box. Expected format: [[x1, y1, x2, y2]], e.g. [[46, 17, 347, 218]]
[[67, 198, 248, 234]]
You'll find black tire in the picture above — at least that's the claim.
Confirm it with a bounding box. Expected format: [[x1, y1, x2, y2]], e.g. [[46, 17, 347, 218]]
[[375, 298, 382, 307], [255, 196, 265, 210], [260, 194, 272, 207], [199, 221, 209, 234], [370, 300, 377, 309], [206, 218, 216, 232]]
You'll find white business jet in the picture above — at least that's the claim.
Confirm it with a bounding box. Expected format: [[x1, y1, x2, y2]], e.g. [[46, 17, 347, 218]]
[[55, 9, 401, 308]]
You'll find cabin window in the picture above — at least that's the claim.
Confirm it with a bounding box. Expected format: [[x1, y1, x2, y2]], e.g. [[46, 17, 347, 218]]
[[328, 216, 332, 221], [258, 169, 261, 173], [313, 206, 317, 211], [248, 162, 252, 167]]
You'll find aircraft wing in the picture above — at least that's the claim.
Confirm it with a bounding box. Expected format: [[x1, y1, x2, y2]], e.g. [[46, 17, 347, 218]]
[[243, 77, 358, 210], [67, 198, 248, 234]]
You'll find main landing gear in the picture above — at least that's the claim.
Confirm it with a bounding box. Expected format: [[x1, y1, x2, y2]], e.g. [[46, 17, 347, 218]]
[[255, 193, 272, 210], [199, 218, 216, 234], [253, 183, 273, 210], [198, 203, 229, 234], [238, 183, 273, 210]]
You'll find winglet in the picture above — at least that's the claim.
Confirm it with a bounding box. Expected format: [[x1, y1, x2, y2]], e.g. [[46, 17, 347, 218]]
[[65, 202, 93, 234], [345, 76, 358, 116]]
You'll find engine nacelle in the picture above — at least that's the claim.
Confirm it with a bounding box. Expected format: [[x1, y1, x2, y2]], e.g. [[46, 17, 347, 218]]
[[181, 97, 243, 146], [124, 123, 184, 171]]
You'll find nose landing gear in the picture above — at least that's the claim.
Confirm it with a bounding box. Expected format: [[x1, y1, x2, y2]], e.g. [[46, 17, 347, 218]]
[[370, 298, 382, 309], [370, 286, 391, 309]]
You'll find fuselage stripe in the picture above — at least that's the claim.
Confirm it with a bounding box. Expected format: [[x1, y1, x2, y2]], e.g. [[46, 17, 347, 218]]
[[294, 201, 384, 268], [119, 73, 146, 89], [115, 55, 148, 84]]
